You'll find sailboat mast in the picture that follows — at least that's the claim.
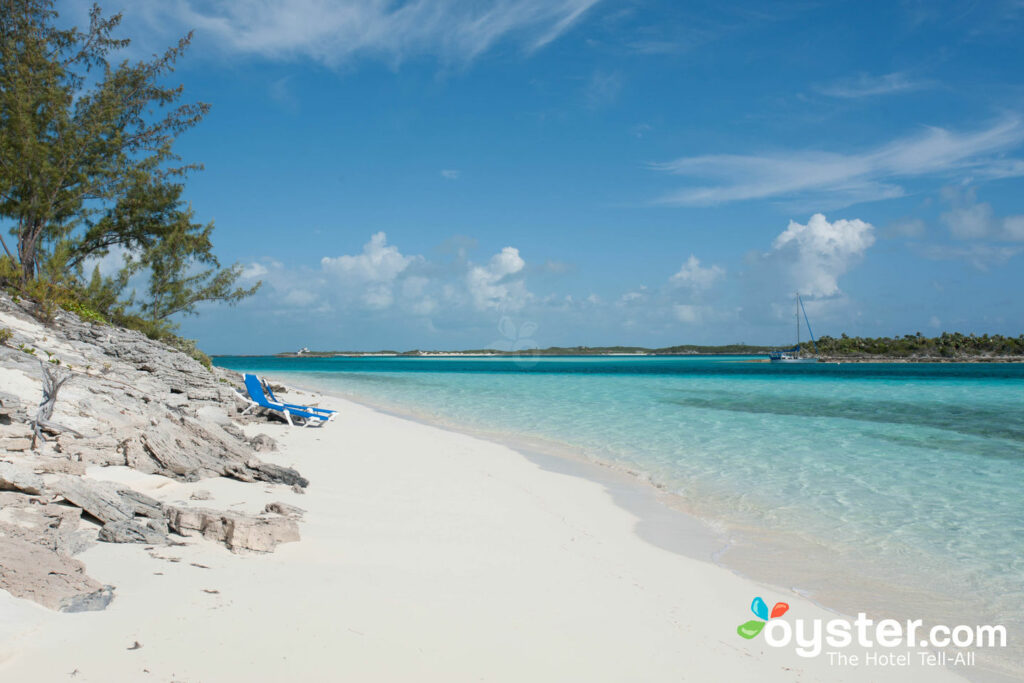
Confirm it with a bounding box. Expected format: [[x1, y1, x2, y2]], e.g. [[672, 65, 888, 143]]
[[795, 293, 800, 357]]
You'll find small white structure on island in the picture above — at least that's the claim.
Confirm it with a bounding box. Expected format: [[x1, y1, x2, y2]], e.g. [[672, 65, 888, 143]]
[[297, 347, 310, 356]]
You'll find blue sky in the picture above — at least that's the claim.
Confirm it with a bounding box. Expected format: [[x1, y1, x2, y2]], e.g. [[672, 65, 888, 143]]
[[64, 0, 1024, 354]]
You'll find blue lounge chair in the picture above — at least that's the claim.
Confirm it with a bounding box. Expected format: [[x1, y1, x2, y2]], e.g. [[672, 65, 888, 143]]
[[241, 374, 336, 427], [259, 378, 336, 419]]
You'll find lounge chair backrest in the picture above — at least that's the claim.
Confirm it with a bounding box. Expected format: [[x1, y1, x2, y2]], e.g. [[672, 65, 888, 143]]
[[243, 373, 277, 408]]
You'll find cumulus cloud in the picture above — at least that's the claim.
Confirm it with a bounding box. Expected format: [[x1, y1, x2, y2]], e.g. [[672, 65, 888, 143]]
[[650, 118, 1024, 207], [321, 232, 418, 309], [131, 0, 599, 67], [669, 255, 724, 290], [766, 213, 875, 298], [466, 246, 529, 310], [440, 169, 460, 180]]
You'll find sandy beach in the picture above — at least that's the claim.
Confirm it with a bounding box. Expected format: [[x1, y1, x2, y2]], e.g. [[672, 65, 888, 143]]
[[0, 385, 969, 682]]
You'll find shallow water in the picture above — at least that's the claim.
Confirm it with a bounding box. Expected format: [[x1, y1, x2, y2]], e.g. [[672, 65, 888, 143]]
[[216, 355, 1024, 668]]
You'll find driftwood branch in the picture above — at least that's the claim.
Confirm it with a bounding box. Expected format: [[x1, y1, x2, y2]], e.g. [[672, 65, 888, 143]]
[[32, 360, 78, 449]]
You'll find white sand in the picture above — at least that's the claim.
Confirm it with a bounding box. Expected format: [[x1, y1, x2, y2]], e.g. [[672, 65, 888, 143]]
[[0, 390, 967, 682]]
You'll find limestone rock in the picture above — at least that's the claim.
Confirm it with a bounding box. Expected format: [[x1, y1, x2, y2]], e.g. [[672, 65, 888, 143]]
[[48, 475, 134, 524], [117, 488, 164, 518], [264, 501, 305, 519], [59, 585, 116, 613], [0, 437, 32, 452], [0, 536, 104, 611], [166, 505, 300, 553], [98, 520, 169, 545], [0, 461, 45, 494], [249, 433, 278, 452]]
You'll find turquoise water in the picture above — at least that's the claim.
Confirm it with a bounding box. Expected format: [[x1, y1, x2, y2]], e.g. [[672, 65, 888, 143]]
[[216, 354, 1024, 658]]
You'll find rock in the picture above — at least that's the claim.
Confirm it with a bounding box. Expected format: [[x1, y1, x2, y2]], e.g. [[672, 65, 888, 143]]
[[230, 460, 309, 489], [189, 489, 212, 501], [249, 433, 277, 452], [48, 475, 134, 524], [0, 491, 91, 556], [0, 536, 104, 610], [98, 520, 169, 545], [120, 416, 306, 487], [264, 501, 305, 519], [0, 461, 45, 494], [220, 513, 299, 553], [166, 505, 300, 553], [195, 404, 231, 426], [0, 437, 32, 452], [118, 488, 163, 518], [30, 455, 87, 475], [59, 585, 116, 613]]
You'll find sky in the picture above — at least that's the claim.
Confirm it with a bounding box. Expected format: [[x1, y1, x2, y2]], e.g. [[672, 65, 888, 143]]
[[57, 0, 1024, 354]]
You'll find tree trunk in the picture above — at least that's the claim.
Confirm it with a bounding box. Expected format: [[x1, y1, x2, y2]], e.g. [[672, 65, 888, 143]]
[[17, 219, 39, 284]]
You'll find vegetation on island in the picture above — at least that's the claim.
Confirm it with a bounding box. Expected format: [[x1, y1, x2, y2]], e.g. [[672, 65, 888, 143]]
[[809, 332, 1024, 359], [0, 0, 258, 367], [273, 334, 1024, 360]]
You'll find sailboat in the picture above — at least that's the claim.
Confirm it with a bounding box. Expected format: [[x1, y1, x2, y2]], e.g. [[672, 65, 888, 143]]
[[769, 294, 819, 363]]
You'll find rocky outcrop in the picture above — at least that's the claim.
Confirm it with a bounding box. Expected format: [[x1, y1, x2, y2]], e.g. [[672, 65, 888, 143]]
[[0, 290, 308, 611], [166, 506, 300, 553]]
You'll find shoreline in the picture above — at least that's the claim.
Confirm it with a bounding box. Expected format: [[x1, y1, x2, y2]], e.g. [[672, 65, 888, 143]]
[[262, 373, 1023, 681], [1, 381, 978, 681]]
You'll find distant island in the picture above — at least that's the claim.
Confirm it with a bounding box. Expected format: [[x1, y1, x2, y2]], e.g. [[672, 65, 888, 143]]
[[269, 332, 1024, 362]]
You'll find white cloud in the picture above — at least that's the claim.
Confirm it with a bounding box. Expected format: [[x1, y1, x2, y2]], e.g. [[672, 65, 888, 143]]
[[816, 71, 934, 99], [768, 213, 876, 297], [138, 0, 599, 66], [440, 169, 460, 180], [650, 118, 1024, 207], [466, 246, 529, 310], [942, 199, 994, 239], [669, 255, 724, 290], [241, 262, 268, 280], [321, 232, 418, 309], [939, 186, 1024, 241]]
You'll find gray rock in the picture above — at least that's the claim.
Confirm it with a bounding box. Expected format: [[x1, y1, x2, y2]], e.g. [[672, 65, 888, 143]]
[[264, 501, 306, 518], [98, 520, 169, 545], [49, 475, 134, 524], [249, 433, 278, 452], [0, 461, 45, 494], [118, 488, 164, 518], [59, 585, 116, 613]]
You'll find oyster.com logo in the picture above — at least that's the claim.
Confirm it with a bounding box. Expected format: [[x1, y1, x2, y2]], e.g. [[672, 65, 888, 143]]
[[737, 596, 789, 639]]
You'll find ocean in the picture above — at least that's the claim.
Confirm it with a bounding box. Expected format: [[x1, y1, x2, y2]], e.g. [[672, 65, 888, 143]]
[[215, 354, 1024, 665]]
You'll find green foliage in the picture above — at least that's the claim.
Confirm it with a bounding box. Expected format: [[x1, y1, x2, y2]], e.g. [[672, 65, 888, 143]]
[[0, 0, 258, 337], [812, 333, 1024, 358], [0, 327, 11, 345]]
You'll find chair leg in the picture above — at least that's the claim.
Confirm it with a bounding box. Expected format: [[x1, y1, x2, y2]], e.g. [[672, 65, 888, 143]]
[[283, 409, 293, 427]]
